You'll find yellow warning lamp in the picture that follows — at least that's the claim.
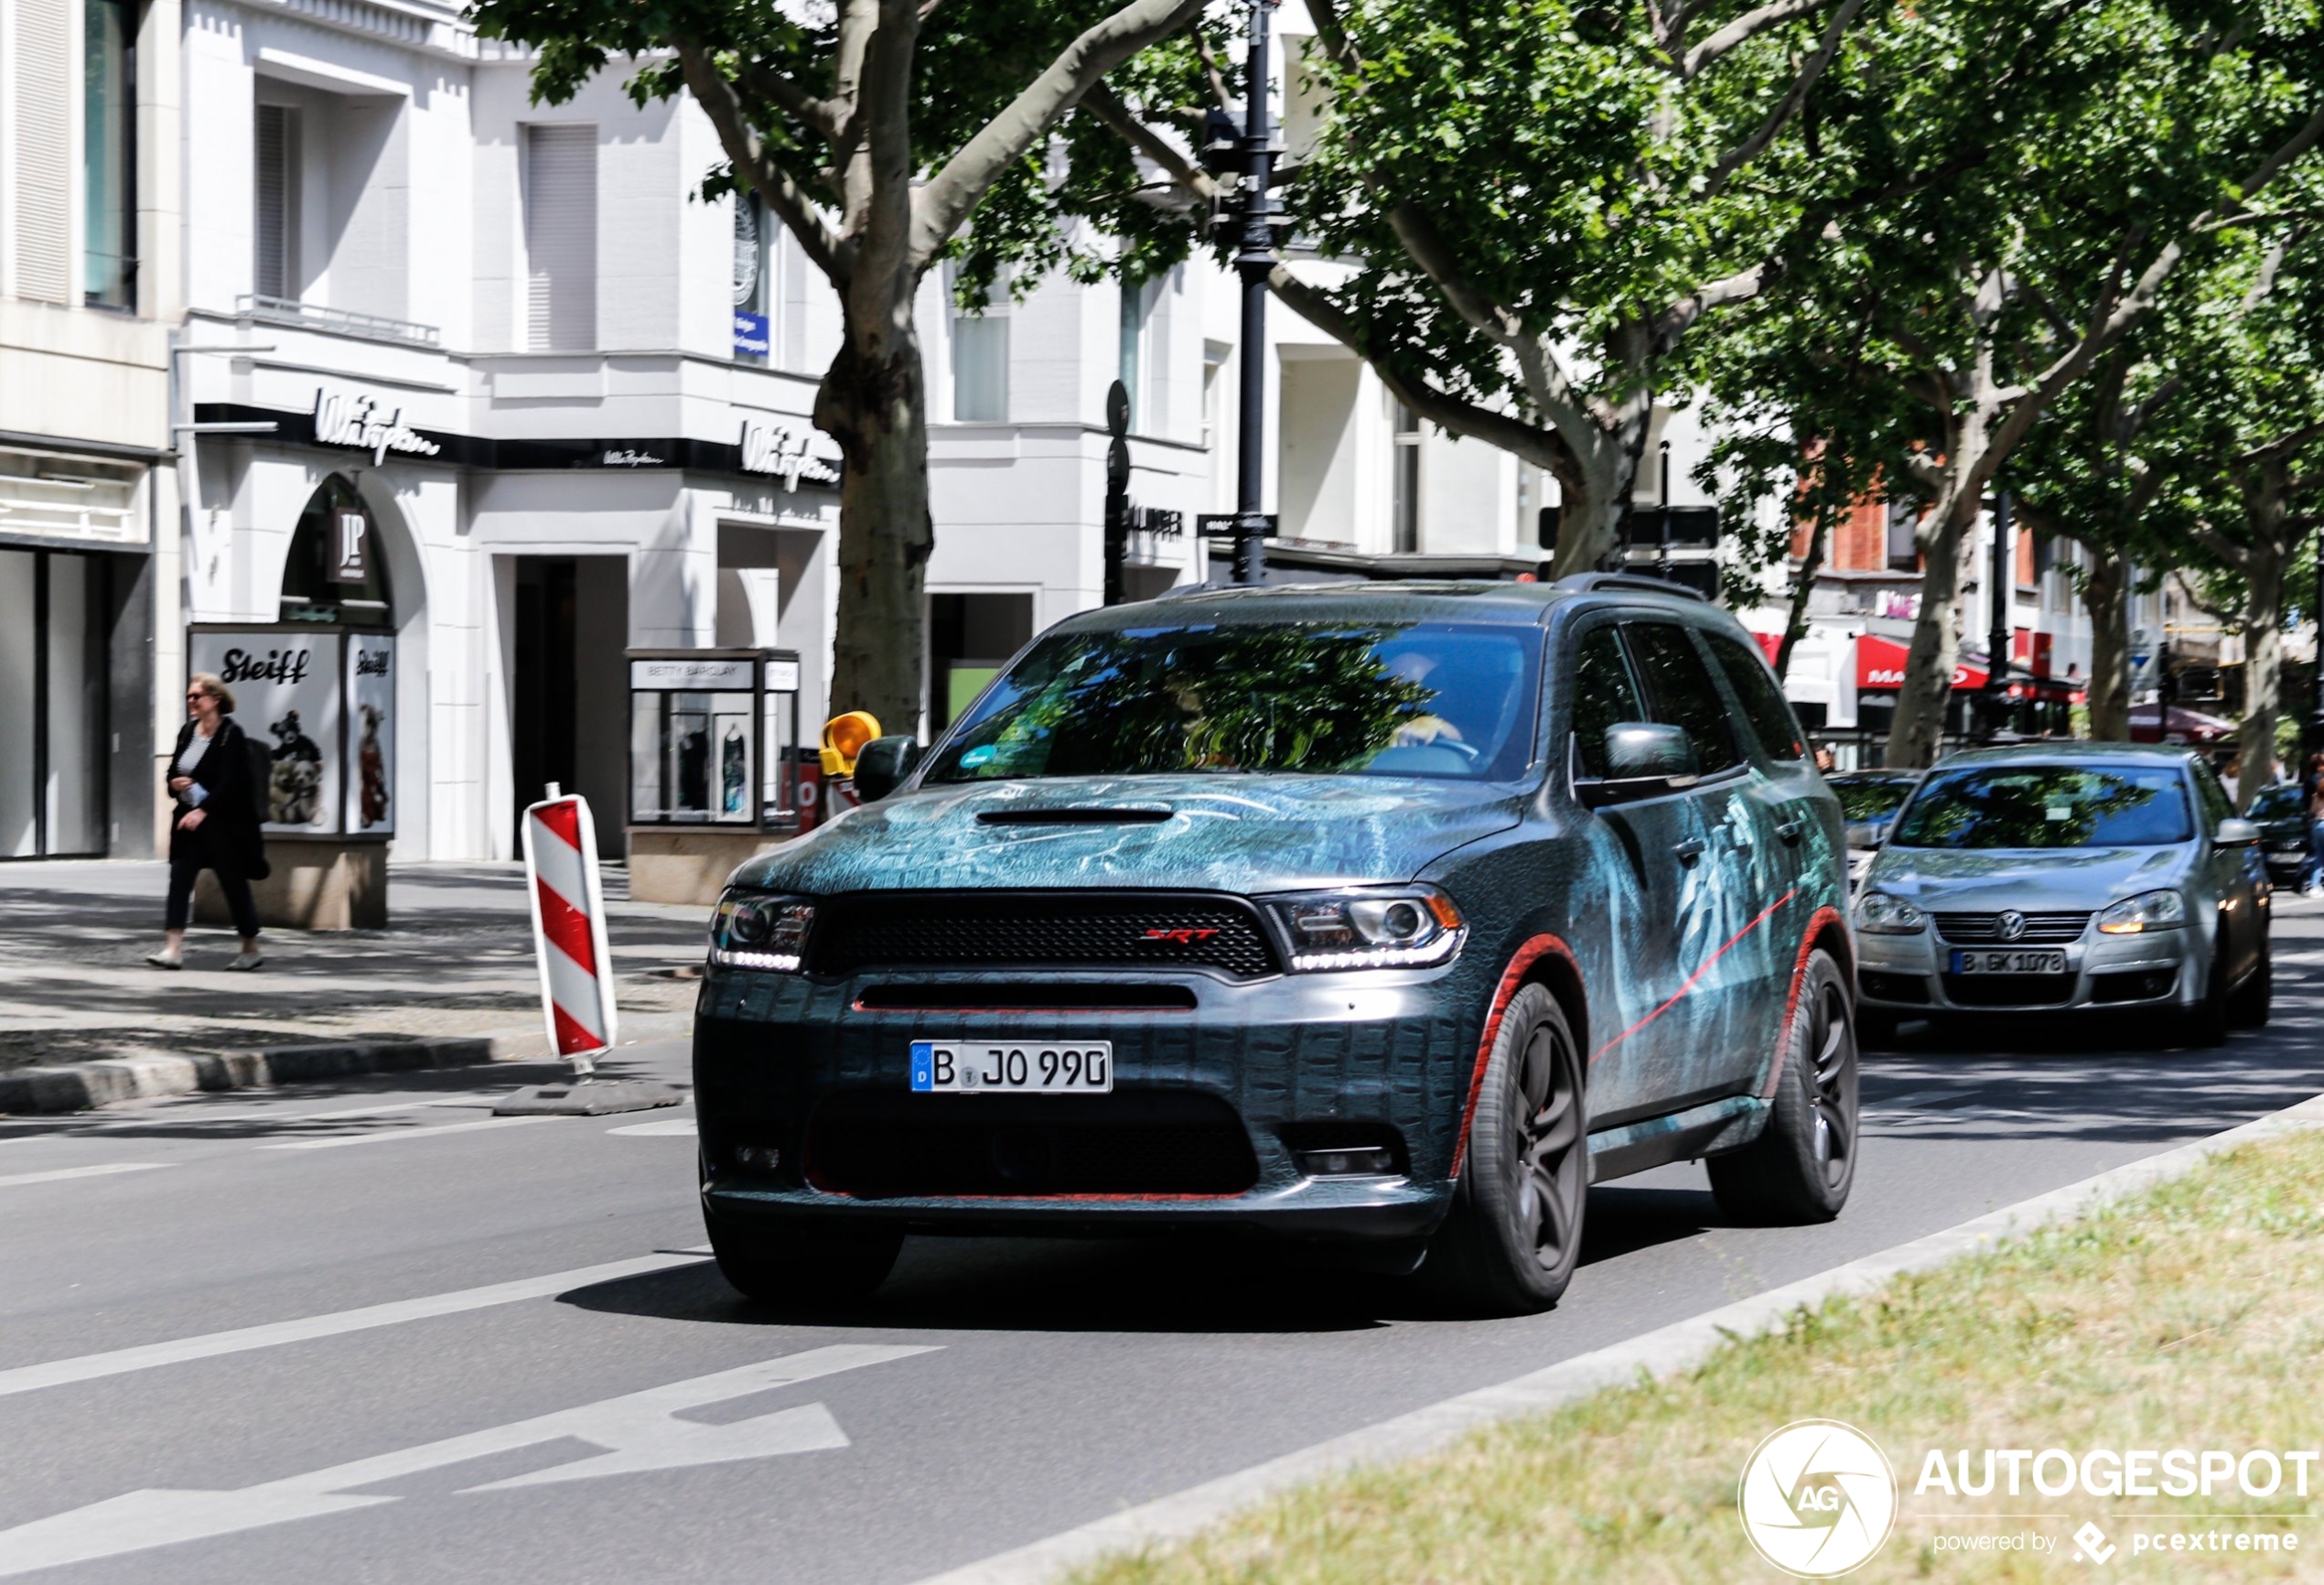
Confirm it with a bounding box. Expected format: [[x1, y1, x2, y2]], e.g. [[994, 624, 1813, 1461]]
[[820, 711, 882, 777]]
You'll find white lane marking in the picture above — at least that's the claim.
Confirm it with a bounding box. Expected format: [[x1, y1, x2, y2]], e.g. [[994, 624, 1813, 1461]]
[[0, 1248, 713, 1402], [0, 1344, 939, 1579], [0, 1163, 171, 1190], [607, 1117, 696, 1137], [259, 1116, 558, 1151]]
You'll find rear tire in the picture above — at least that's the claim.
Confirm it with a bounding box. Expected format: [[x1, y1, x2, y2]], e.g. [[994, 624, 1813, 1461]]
[[1428, 985, 1587, 1315], [705, 1210, 903, 1303], [1708, 950, 1858, 1225], [2229, 936, 2272, 1030]]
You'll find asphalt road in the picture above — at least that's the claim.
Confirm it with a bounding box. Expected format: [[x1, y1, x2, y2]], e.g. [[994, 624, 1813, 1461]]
[[5, 902, 2323, 1584]]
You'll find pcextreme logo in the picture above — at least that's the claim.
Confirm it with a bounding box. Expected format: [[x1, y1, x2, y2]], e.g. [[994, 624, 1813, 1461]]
[[1738, 1419, 1900, 1577]]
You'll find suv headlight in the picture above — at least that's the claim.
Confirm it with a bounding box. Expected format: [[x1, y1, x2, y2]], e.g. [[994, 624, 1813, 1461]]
[[709, 891, 814, 970], [1265, 886, 1466, 971], [2097, 889, 2186, 934], [1854, 890, 1927, 934]]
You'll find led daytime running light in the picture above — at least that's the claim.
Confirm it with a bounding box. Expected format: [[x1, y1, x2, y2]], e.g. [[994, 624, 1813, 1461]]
[[1289, 935, 1465, 972], [711, 948, 802, 971]]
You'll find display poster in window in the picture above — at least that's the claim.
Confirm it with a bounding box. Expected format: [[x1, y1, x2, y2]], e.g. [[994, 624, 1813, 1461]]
[[344, 634, 395, 836], [330, 509, 371, 584], [188, 630, 344, 836]]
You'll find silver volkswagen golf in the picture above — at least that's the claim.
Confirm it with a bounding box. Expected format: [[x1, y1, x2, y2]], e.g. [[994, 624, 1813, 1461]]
[[1852, 742, 2271, 1045]]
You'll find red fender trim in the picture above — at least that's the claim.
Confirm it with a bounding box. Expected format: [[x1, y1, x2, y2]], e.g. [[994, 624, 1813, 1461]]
[[1447, 934, 1580, 1182], [1759, 906, 1847, 1100]]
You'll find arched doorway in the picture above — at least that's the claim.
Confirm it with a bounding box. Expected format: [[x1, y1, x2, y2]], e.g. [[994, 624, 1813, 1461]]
[[280, 474, 394, 629]]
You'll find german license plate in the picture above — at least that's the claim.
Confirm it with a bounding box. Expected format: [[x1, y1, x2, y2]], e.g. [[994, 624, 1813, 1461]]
[[909, 1040, 1114, 1094], [1949, 949, 2067, 975]]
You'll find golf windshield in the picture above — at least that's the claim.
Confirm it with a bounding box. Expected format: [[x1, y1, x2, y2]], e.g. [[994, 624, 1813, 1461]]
[[1889, 767, 2194, 849], [1833, 780, 1915, 824], [925, 621, 1543, 782]]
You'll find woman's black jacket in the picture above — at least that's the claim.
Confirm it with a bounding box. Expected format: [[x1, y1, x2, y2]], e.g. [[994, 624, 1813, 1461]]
[[167, 717, 270, 880]]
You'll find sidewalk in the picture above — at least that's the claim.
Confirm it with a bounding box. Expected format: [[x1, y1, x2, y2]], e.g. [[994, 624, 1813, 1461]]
[[0, 860, 710, 1105]]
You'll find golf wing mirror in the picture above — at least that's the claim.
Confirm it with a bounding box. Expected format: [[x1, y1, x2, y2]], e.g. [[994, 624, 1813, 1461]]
[[1576, 722, 1699, 808], [2213, 816, 2261, 849], [852, 736, 924, 803]]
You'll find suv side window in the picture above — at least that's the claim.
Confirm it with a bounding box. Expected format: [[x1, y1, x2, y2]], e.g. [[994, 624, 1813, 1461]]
[[2192, 760, 2233, 829], [1706, 631, 1807, 763], [1625, 621, 1742, 776], [1570, 624, 1645, 779]]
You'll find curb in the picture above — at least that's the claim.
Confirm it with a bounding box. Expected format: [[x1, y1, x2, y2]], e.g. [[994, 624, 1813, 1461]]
[[0, 1012, 696, 1116], [911, 1089, 2324, 1585]]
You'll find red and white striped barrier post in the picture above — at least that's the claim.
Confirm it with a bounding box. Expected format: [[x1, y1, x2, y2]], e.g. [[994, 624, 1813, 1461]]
[[493, 788, 677, 1117], [521, 789, 618, 1077]]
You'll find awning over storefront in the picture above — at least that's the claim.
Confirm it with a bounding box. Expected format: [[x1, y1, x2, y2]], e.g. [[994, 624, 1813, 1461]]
[[1854, 634, 1987, 692]]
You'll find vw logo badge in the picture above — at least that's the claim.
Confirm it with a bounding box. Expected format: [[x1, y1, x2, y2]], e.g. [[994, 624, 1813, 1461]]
[[1996, 909, 2028, 942]]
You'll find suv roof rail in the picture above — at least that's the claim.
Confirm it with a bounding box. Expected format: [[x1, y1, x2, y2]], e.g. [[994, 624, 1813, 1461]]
[[1554, 571, 1709, 601]]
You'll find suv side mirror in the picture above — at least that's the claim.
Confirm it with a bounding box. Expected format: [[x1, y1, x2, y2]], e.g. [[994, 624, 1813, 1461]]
[[2213, 816, 2261, 849], [1576, 722, 1699, 808], [853, 736, 924, 802]]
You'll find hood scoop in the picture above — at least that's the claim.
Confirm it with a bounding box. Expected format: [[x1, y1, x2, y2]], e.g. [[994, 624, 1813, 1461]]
[[974, 805, 1174, 827]]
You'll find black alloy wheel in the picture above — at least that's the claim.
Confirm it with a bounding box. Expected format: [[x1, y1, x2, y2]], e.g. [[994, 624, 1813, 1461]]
[[1430, 984, 1588, 1314], [1709, 949, 1857, 1224]]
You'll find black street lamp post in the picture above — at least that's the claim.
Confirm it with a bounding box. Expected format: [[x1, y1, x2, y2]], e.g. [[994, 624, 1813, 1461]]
[[1228, 0, 1278, 587], [2308, 524, 2324, 767], [1980, 491, 2014, 742]]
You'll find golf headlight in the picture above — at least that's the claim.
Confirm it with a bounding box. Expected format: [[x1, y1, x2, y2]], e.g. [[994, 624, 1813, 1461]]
[[1854, 890, 1927, 934], [709, 892, 814, 970], [1267, 887, 1465, 971], [2096, 889, 2186, 934]]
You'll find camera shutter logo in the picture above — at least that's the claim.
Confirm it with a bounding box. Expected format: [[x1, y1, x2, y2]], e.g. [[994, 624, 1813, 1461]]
[[1738, 1419, 1898, 1577]]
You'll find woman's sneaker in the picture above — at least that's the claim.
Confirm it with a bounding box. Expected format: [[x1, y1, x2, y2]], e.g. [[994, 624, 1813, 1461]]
[[225, 952, 264, 972], [145, 952, 183, 971]]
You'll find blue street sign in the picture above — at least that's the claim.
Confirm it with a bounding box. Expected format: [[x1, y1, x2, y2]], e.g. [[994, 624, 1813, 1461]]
[[733, 311, 769, 361]]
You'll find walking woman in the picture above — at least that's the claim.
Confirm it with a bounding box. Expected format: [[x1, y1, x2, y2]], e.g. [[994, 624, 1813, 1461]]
[[149, 674, 269, 970]]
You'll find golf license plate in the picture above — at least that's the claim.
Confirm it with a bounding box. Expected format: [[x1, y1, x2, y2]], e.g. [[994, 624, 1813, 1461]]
[[1949, 949, 2068, 975], [909, 1040, 1113, 1094]]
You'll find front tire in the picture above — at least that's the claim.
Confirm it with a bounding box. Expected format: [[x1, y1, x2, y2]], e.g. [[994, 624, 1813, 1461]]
[[2229, 935, 2272, 1030], [2182, 948, 2232, 1047], [1708, 949, 1858, 1224], [706, 1210, 903, 1303], [1428, 985, 1587, 1315]]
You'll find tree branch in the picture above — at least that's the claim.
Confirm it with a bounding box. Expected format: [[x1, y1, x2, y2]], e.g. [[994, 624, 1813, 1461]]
[[1698, 0, 1865, 199], [1684, 0, 1830, 78], [910, 0, 1204, 268], [733, 59, 844, 144], [674, 41, 848, 281]]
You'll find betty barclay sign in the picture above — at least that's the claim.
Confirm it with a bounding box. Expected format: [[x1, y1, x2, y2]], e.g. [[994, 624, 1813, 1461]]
[[312, 391, 443, 467], [738, 417, 842, 491]]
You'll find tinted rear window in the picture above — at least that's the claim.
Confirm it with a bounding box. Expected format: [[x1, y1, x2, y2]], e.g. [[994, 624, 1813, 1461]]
[[1707, 633, 1805, 761], [1625, 623, 1741, 775], [1890, 767, 2193, 849]]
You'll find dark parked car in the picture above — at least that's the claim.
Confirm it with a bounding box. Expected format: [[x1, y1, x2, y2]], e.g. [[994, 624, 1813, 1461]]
[[694, 575, 1855, 1313], [1828, 770, 1923, 887], [2248, 783, 2309, 887]]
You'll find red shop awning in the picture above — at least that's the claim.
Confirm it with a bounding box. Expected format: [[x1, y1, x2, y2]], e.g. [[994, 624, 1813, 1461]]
[[1855, 634, 1988, 692]]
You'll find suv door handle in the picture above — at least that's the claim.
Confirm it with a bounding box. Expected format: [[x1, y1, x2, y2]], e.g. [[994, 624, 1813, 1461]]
[[1673, 836, 1705, 864], [1775, 818, 1805, 845]]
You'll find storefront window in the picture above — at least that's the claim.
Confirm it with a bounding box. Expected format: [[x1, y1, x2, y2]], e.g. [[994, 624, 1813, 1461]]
[[0, 548, 109, 857], [83, 0, 135, 310], [280, 475, 393, 628]]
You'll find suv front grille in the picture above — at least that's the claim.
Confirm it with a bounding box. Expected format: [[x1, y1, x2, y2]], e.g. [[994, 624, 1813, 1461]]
[[1933, 911, 2090, 945], [809, 891, 1279, 978]]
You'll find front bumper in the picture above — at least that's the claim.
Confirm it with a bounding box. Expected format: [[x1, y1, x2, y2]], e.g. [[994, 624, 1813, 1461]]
[[1856, 926, 2196, 1013], [692, 963, 1482, 1244]]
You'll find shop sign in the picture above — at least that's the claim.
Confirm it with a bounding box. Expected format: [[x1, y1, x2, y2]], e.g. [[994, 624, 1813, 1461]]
[[190, 631, 347, 836], [601, 447, 668, 468], [330, 508, 370, 584], [630, 657, 756, 691], [313, 391, 443, 466], [1128, 505, 1183, 538], [738, 417, 841, 490]]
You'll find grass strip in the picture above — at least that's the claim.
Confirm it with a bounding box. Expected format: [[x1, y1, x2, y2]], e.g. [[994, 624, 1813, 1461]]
[[1073, 1127, 2324, 1583]]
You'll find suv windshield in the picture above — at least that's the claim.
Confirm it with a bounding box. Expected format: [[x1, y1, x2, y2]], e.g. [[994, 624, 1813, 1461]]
[[1890, 766, 2194, 849], [925, 620, 1543, 782], [2250, 785, 2303, 819]]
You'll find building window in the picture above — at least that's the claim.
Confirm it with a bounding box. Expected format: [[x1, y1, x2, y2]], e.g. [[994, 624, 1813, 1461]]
[[253, 102, 297, 300], [951, 266, 1009, 423], [279, 475, 394, 629], [524, 124, 597, 351], [1885, 500, 1920, 571], [81, 0, 135, 308], [1117, 275, 1152, 430], [1392, 400, 1421, 553], [11, 0, 71, 302]]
